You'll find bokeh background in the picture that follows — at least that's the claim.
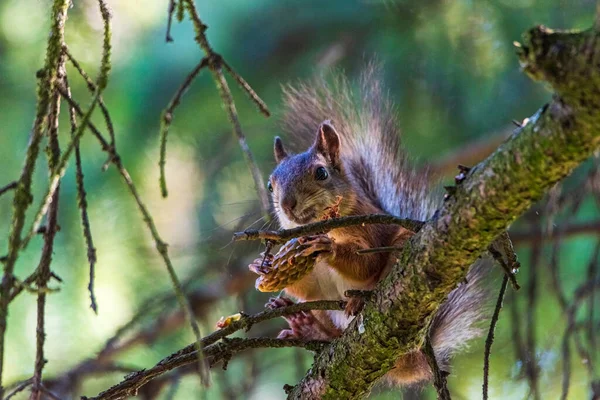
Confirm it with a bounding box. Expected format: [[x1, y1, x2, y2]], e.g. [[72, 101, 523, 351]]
[[0, 0, 598, 398]]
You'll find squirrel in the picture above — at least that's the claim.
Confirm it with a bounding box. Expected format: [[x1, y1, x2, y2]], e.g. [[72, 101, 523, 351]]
[[248, 65, 489, 386]]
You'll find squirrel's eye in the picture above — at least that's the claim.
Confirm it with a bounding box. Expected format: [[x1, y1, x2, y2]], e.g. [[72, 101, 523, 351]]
[[267, 181, 273, 193], [315, 166, 329, 181]]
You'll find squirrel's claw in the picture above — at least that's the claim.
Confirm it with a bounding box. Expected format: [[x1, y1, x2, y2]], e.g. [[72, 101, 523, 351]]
[[344, 296, 365, 317], [248, 252, 274, 275], [295, 234, 332, 258], [266, 296, 295, 309], [279, 309, 333, 341], [277, 329, 297, 339], [297, 234, 331, 245], [266, 297, 336, 340]]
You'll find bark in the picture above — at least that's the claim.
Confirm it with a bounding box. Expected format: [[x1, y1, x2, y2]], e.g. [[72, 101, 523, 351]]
[[288, 25, 600, 399]]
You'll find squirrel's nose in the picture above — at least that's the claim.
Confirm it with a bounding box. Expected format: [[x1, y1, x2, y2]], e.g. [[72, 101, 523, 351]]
[[281, 196, 297, 213]]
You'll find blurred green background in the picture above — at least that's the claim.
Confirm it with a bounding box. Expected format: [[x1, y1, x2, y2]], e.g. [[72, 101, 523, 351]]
[[0, 0, 598, 399]]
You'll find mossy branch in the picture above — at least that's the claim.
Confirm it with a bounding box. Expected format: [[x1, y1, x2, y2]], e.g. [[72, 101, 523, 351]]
[[0, 0, 70, 395], [287, 25, 600, 399]]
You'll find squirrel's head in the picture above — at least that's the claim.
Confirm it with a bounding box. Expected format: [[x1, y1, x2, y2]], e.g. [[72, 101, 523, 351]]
[[268, 121, 355, 229]]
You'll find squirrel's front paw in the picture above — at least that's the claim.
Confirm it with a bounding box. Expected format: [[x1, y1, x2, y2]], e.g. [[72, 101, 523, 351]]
[[266, 297, 334, 340], [344, 297, 365, 317], [296, 234, 332, 258], [266, 296, 295, 309], [284, 311, 336, 340], [280, 311, 332, 341]]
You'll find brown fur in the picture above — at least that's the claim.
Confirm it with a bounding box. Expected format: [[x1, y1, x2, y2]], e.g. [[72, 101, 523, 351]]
[[264, 65, 489, 387]]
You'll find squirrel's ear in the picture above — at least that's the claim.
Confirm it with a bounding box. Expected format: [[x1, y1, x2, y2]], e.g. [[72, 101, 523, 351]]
[[274, 136, 288, 164], [315, 121, 341, 167]]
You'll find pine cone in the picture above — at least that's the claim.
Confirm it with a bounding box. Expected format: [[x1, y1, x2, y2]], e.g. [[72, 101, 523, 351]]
[[254, 235, 331, 292]]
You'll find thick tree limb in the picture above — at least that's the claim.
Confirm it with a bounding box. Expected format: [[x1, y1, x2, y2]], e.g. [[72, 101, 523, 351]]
[[287, 25, 600, 399]]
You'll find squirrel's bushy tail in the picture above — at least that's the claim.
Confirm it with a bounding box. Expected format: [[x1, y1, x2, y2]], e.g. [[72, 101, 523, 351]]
[[386, 260, 491, 386], [281, 63, 436, 221], [282, 64, 492, 385], [429, 259, 490, 368]]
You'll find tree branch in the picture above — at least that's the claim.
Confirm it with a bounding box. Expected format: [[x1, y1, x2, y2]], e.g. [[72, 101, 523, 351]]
[[30, 45, 64, 400], [85, 338, 326, 400], [0, 182, 17, 198], [160, 0, 270, 216], [0, 0, 70, 396], [287, 24, 600, 399], [233, 214, 425, 243], [84, 300, 343, 400]]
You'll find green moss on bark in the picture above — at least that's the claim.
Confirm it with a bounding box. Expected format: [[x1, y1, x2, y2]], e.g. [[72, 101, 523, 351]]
[[289, 24, 600, 400]]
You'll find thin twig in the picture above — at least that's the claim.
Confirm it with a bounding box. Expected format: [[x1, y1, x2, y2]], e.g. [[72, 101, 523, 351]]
[[56, 85, 112, 152], [561, 278, 600, 400], [63, 45, 117, 168], [487, 238, 520, 290], [4, 378, 32, 400], [510, 220, 600, 243], [233, 214, 425, 243], [179, 0, 271, 216], [20, 92, 101, 251], [423, 334, 451, 400], [585, 241, 599, 361], [549, 235, 568, 311], [0, 182, 17, 198], [64, 74, 98, 313], [30, 49, 65, 400], [7, 266, 62, 302], [159, 58, 209, 197], [176, 0, 184, 21], [211, 62, 270, 216], [96, 0, 112, 92], [165, 0, 176, 42], [483, 275, 508, 400], [526, 220, 541, 400], [221, 59, 270, 117]]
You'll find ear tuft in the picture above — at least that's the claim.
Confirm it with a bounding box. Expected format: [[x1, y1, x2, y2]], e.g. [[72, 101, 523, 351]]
[[315, 121, 341, 167], [274, 136, 288, 164]]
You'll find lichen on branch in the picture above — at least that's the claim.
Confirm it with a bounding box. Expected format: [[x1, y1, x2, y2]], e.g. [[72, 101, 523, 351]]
[[288, 24, 600, 399]]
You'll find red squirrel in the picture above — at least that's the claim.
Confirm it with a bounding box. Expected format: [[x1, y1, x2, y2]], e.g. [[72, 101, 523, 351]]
[[249, 66, 488, 386]]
